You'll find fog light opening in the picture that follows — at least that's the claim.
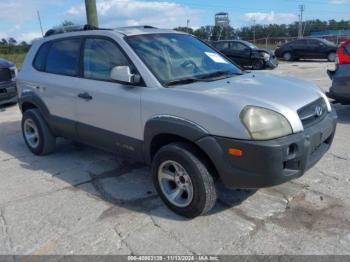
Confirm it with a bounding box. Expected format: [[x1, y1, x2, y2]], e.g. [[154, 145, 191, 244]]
[[287, 144, 298, 157]]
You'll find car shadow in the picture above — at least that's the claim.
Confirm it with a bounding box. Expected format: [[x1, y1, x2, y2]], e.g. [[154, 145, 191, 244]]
[[334, 104, 350, 124], [281, 59, 332, 63], [0, 119, 256, 220], [0, 102, 17, 111]]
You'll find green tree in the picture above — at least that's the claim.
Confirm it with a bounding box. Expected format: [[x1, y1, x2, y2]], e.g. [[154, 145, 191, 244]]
[[61, 20, 75, 26], [174, 27, 194, 34], [8, 37, 17, 46]]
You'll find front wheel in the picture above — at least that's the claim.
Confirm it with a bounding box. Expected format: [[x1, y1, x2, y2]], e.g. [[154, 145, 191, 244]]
[[327, 52, 336, 62], [152, 143, 217, 218], [252, 59, 265, 70]]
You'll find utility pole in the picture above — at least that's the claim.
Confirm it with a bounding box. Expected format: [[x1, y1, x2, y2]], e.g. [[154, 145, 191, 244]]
[[298, 4, 305, 39], [37, 10, 44, 36], [85, 0, 99, 27], [252, 18, 256, 43], [186, 19, 190, 33]]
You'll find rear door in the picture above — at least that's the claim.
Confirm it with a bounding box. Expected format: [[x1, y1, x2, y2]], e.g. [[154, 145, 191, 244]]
[[214, 41, 231, 58], [291, 39, 309, 58], [31, 38, 82, 139], [75, 36, 143, 158]]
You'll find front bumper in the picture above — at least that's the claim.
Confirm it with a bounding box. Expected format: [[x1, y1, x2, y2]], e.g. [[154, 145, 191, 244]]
[[0, 81, 17, 106], [265, 57, 279, 69], [196, 110, 337, 189]]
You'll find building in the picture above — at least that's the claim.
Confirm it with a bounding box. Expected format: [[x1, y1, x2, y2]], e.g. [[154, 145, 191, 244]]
[[310, 29, 350, 37], [215, 12, 230, 28]]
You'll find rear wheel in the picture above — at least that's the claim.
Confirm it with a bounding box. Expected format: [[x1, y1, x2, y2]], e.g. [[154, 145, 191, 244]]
[[283, 52, 293, 61], [327, 52, 336, 62], [152, 143, 217, 218], [22, 109, 56, 155]]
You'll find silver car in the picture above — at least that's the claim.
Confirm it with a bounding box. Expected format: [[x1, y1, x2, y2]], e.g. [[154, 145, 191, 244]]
[[17, 26, 337, 217]]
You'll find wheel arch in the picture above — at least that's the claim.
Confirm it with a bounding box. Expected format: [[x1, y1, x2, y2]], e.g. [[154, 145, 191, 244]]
[[19, 92, 50, 123], [143, 116, 218, 178]]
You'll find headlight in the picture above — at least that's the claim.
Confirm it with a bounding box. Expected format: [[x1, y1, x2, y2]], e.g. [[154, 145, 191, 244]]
[[240, 106, 292, 140], [262, 52, 270, 61]]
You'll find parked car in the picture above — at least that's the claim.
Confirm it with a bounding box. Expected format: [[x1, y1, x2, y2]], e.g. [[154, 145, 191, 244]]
[[17, 26, 337, 218], [275, 38, 338, 62], [327, 39, 350, 104], [212, 40, 278, 70], [0, 58, 17, 106]]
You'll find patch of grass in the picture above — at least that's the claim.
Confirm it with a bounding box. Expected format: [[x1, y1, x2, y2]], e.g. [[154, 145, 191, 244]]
[[0, 52, 27, 69]]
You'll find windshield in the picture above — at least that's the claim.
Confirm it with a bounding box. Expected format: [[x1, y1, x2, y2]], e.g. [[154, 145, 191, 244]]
[[126, 34, 242, 86], [242, 41, 257, 49], [320, 38, 336, 46]]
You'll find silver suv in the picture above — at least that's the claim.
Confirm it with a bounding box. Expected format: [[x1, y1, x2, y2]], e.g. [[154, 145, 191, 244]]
[[17, 26, 337, 217]]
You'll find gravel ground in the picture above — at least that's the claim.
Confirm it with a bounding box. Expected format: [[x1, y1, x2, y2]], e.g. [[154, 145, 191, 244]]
[[0, 60, 349, 255]]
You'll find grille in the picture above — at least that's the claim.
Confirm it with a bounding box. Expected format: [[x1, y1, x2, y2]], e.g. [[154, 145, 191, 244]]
[[0, 68, 11, 82], [298, 98, 328, 128]]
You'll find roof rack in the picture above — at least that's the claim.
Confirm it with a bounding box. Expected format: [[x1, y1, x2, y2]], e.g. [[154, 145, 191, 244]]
[[44, 24, 111, 37]]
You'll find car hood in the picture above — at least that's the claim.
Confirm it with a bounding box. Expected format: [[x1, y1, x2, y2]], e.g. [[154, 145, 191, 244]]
[[0, 58, 15, 68], [177, 72, 328, 132], [254, 48, 274, 55]]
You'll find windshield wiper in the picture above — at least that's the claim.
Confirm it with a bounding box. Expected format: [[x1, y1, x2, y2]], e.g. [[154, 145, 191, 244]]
[[198, 71, 242, 81], [165, 78, 206, 87]]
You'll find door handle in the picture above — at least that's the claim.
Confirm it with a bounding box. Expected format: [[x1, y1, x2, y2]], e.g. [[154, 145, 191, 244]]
[[78, 92, 93, 101]]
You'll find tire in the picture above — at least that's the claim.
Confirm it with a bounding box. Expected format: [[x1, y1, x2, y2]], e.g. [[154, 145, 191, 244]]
[[22, 109, 56, 155], [283, 52, 293, 61], [152, 142, 217, 218], [252, 59, 265, 70], [327, 52, 336, 62]]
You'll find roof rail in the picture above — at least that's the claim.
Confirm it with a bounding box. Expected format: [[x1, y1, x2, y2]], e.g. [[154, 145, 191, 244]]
[[44, 24, 111, 37], [115, 25, 158, 30]]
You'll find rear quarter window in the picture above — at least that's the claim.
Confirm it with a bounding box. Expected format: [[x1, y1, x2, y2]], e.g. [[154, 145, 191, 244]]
[[45, 38, 81, 76], [33, 42, 51, 71]]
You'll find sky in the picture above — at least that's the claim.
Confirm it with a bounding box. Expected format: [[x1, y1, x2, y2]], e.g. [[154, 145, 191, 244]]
[[0, 0, 350, 43]]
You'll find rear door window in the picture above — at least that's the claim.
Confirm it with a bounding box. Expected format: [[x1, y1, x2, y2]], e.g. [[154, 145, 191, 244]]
[[45, 38, 81, 76], [292, 40, 307, 48], [214, 42, 229, 51]]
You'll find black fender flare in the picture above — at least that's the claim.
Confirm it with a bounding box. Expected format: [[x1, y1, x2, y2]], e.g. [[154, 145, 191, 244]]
[[143, 115, 209, 163], [19, 92, 51, 123]]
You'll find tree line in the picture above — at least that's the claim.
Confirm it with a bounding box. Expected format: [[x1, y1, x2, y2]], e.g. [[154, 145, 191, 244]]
[[175, 19, 350, 41]]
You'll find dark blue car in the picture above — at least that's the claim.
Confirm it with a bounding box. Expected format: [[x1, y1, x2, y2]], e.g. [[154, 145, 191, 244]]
[[0, 58, 17, 106]]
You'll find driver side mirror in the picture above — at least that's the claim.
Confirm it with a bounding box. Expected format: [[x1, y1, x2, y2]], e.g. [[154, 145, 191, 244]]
[[110, 66, 141, 84]]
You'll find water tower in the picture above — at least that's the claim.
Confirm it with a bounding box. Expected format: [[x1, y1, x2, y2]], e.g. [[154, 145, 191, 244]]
[[215, 12, 230, 28]]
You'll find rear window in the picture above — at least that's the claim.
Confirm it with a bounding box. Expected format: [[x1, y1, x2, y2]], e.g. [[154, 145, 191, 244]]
[[345, 43, 350, 55], [45, 39, 81, 76], [33, 42, 51, 71]]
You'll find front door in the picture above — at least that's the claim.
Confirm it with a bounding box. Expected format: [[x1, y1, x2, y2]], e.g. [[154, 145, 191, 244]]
[[229, 42, 251, 66], [75, 37, 143, 159]]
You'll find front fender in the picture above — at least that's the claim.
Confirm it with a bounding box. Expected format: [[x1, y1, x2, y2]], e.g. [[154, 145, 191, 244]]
[[143, 115, 209, 163]]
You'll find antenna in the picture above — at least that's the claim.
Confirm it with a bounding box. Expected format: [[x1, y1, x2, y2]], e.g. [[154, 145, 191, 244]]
[[37, 10, 44, 37]]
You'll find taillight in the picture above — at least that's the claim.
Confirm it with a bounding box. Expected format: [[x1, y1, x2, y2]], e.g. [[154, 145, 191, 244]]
[[337, 40, 350, 65]]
